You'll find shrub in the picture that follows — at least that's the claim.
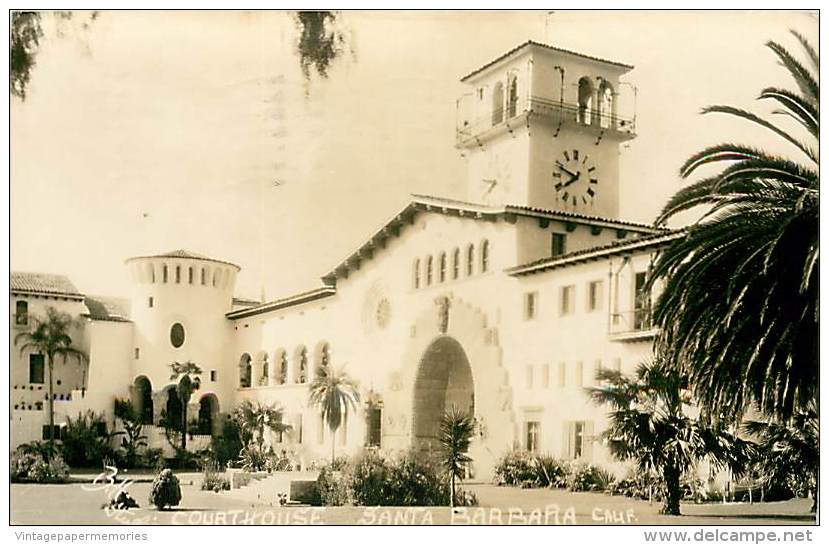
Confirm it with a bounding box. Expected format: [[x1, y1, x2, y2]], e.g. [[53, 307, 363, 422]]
[[103, 490, 139, 510], [201, 461, 230, 493], [238, 442, 272, 472], [316, 460, 352, 506], [61, 411, 117, 468], [208, 420, 244, 469], [566, 463, 616, 492], [493, 450, 537, 486], [149, 469, 182, 510], [386, 451, 449, 506], [349, 451, 393, 505], [455, 488, 479, 506], [10, 445, 70, 483], [534, 455, 568, 488]]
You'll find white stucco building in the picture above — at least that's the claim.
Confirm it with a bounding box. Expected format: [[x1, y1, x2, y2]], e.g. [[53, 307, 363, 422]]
[[10, 41, 682, 478]]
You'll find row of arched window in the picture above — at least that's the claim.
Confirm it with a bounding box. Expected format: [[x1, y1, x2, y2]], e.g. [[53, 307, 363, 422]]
[[413, 240, 490, 289], [238, 343, 331, 389], [139, 262, 232, 289], [486, 72, 616, 130]]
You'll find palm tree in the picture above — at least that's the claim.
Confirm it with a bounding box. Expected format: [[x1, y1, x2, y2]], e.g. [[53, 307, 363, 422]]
[[438, 407, 475, 508], [233, 400, 292, 446], [649, 31, 818, 422], [169, 361, 202, 452], [590, 360, 752, 515], [744, 399, 818, 512], [15, 306, 87, 455], [308, 364, 360, 463]]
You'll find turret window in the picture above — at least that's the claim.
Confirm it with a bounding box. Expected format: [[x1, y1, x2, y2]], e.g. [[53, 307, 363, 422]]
[[413, 259, 421, 289], [452, 248, 460, 279], [466, 244, 475, 276], [480, 240, 490, 272], [15, 301, 28, 326], [577, 77, 595, 125], [491, 81, 504, 125], [438, 252, 447, 283], [426, 256, 433, 286]]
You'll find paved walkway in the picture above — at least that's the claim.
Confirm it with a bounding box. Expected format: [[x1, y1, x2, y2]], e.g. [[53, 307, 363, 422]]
[[10, 480, 816, 526]]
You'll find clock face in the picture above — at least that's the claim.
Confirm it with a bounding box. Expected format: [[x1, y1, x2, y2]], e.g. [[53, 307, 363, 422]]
[[552, 148, 599, 207], [482, 152, 511, 199]]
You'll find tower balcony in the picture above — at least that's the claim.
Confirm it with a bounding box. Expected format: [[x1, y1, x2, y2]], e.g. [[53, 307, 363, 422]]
[[455, 95, 636, 148]]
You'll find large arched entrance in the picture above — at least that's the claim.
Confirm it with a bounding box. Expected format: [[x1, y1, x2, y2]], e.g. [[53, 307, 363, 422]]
[[412, 336, 474, 451], [131, 376, 154, 424]]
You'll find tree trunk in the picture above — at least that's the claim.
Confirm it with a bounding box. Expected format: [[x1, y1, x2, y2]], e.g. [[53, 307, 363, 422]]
[[181, 402, 188, 452], [811, 480, 818, 513], [46, 354, 55, 460], [331, 427, 336, 464], [450, 472, 456, 508], [661, 463, 682, 516]]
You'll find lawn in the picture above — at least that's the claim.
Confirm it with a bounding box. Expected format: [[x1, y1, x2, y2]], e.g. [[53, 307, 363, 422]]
[[10, 479, 816, 526]]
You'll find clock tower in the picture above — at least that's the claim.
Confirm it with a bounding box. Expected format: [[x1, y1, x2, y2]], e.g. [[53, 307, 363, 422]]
[[455, 41, 636, 220]]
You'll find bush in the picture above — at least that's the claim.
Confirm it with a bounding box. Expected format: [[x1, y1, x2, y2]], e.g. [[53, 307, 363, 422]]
[[61, 411, 117, 468], [386, 452, 449, 506], [349, 451, 393, 505], [316, 459, 352, 506], [566, 462, 616, 492], [238, 443, 271, 472], [209, 419, 244, 469], [10, 445, 70, 483], [201, 461, 231, 493], [149, 469, 182, 510], [493, 450, 537, 486], [455, 488, 479, 506], [140, 448, 165, 471], [535, 455, 568, 488]]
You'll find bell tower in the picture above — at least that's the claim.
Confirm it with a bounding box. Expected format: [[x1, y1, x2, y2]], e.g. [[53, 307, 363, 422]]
[[455, 41, 636, 220]]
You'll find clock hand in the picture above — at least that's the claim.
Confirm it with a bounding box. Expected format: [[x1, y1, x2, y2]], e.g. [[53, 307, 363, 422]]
[[556, 162, 579, 178], [562, 172, 581, 187]]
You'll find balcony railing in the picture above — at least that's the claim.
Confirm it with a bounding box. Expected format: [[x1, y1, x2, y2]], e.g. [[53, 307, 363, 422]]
[[609, 308, 657, 341], [456, 95, 636, 146]]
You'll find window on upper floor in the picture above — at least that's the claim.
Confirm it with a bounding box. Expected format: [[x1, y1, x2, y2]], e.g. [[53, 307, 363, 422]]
[[524, 291, 538, 320], [587, 280, 604, 312], [148, 296, 154, 308], [175, 266, 181, 284], [480, 240, 490, 272], [426, 256, 434, 286], [558, 362, 566, 387], [466, 244, 475, 276], [452, 248, 460, 280], [413, 259, 421, 289], [15, 300, 28, 326], [29, 354, 44, 384], [492, 81, 504, 126], [188, 267, 194, 284], [542, 364, 551, 389], [210, 370, 217, 382], [575, 361, 584, 387], [162, 265, 168, 283], [200, 268, 207, 286], [134, 348, 140, 360], [507, 74, 519, 118], [634, 271, 652, 330], [577, 77, 595, 125], [598, 80, 615, 129], [438, 252, 447, 283], [551, 233, 567, 258], [560, 285, 575, 316], [239, 354, 252, 388], [296, 347, 308, 384]]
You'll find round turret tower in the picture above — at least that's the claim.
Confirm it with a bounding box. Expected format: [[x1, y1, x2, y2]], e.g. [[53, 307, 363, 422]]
[[124, 250, 239, 432]]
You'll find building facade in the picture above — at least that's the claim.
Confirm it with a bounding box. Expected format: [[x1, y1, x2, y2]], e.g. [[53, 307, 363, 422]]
[[10, 42, 680, 478]]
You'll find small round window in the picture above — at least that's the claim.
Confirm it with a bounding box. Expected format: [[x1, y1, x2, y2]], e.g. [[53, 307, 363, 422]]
[[170, 323, 185, 348]]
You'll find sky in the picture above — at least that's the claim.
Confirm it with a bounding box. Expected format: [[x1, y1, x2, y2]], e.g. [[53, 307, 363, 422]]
[[10, 10, 818, 301]]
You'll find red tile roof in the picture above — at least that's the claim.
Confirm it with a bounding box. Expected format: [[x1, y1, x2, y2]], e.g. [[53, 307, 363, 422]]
[[125, 249, 240, 270], [10, 272, 84, 299]]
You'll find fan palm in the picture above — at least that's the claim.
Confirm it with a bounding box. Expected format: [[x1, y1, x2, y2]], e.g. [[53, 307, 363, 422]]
[[14, 306, 87, 456], [169, 361, 202, 452], [308, 364, 360, 462], [744, 399, 818, 512], [437, 407, 475, 508], [649, 31, 818, 421], [233, 399, 292, 446], [590, 359, 752, 515]]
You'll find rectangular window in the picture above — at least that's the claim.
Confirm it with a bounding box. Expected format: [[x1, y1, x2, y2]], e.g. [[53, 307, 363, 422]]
[[175, 266, 181, 284], [526, 421, 540, 453], [560, 285, 575, 315], [134, 348, 140, 360], [575, 362, 584, 387], [557, 362, 566, 387], [551, 233, 567, 257], [634, 272, 652, 330], [188, 267, 194, 284], [542, 364, 550, 389], [29, 354, 45, 384], [524, 291, 538, 320], [367, 407, 382, 447], [15, 300, 29, 326], [148, 296, 154, 308], [210, 370, 217, 382], [525, 365, 534, 389], [573, 421, 585, 458], [587, 280, 604, 311], [201, 268, 206, 285]]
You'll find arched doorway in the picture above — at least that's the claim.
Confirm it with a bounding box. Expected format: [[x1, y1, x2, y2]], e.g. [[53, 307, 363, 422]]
[[197, 394, 220, 437], [412, 336, 474, 451], [164, 387, 182, 431], [132, 376, 153, 424]]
